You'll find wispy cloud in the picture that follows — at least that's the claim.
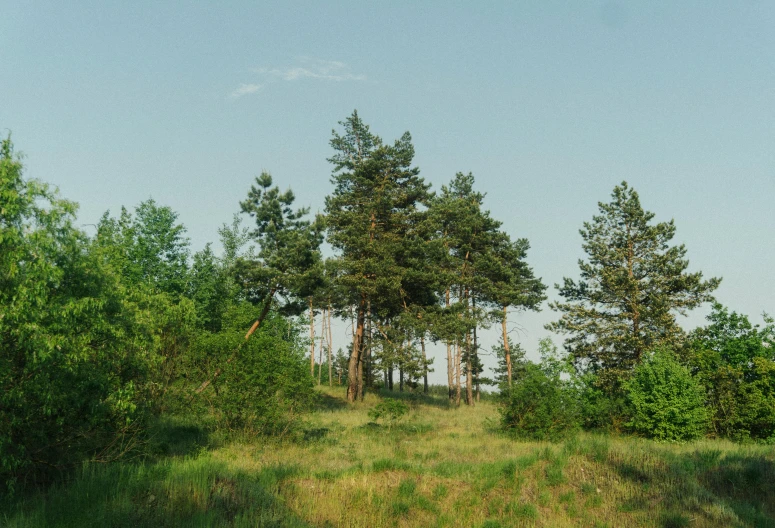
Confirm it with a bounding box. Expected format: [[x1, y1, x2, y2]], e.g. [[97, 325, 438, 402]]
[[254, 58, 367, 82], [229, 83, 263, 99], [229, 58, 365, 99]]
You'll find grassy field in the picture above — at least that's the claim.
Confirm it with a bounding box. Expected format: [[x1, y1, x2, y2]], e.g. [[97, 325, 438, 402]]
[[3, 386, 775, 527]]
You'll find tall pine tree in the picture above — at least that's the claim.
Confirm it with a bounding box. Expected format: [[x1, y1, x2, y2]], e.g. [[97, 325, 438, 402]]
[[546, 181, 720, 392], [325, 111, 431, 402]]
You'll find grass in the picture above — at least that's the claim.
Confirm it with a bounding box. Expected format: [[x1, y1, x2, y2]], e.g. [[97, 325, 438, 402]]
[[3, 385, 775, 527]]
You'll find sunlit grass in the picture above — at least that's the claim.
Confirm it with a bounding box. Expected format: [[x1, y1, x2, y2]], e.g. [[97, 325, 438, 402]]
[[3, 385, 775, 527]]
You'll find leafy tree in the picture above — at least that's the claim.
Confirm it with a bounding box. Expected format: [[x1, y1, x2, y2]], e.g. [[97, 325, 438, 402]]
[[547, 182, 720, 393], [625, 347, 709, 442], [687, 304, 775, 440], [96, 200, 190, 297], [1, 136, 172, 490], [325, 111, 431, 402]]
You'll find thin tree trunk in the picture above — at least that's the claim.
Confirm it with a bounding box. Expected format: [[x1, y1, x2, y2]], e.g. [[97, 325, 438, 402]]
[[194, 287, 276, 394], [446, 288, 454, 401], [473, 296, 479, 403], [318, 307, 325, 385], [465, 288, 474, 406], [399, 366, 404, 392], [327, 302, 333, 388], [388, 368, 394, 391], [465, 329, 474, 406], [446, 342, 454, 400], [502, 305, 512, 388], [421, 335, 428, 393], [454, 339, 462, 407], [309, 298, 315, 378]]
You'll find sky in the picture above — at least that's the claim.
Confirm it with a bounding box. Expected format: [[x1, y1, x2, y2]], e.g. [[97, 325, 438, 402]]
[[2, 1, 773, 382]]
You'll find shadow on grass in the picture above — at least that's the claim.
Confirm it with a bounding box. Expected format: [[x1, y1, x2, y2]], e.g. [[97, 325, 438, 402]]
[[148, 415, 215, 458], [1, 458, 309, 528], [374, 388, 455, 410], [609, 446, 775, 528], [312, 391, 349, 412]]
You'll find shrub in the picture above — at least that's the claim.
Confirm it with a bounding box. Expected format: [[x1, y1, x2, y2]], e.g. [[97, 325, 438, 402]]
[[368, 400, 409, 427], [499, 362, 579, 441], [187, 304, 314, 436], [687, 304, 775, 441], [625, 348, 709, 441]]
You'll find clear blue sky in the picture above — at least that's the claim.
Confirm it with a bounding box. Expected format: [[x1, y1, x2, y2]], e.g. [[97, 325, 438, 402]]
[[2, 1, 773, 376]]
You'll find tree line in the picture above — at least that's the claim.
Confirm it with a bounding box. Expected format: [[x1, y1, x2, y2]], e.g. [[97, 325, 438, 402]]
[[2, 111, 774, 491]]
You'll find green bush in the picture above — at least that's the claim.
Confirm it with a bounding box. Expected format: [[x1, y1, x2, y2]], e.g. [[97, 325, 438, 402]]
[[1, 137, 193, 491], [499, 362, 579, 441], [187, 304, 314, 435], [687, 304, 775, 441], [368, 399, 409, 426], [625, 348, 709, 441]]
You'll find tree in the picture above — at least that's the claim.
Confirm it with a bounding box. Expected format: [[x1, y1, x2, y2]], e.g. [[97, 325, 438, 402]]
[[687, 304, 775, 440], [95, 199, 191, 298], [547, 182, 720, 393], [194, 171, 323, 395], [325, 111, 431, 402], [1, 136, 175, 490], [478, 236, 546, 388], [188, 243, 228, 331]]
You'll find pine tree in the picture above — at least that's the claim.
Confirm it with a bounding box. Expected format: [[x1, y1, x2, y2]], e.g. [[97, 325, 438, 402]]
[[546, 181, 721, 392], [324, 111, 431, 402], [194, 171, 323, 394], [478, 236, 546, 387]]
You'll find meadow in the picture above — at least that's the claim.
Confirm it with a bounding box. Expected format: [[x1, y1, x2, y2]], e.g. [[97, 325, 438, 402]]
[[3, 386, 774, 528]]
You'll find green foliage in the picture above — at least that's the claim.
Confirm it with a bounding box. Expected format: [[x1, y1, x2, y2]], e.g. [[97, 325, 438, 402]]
[[96, 199, 190, 298], [368, 400, 410, 426], [186, 303, 314, 435], [688, 304, 775, 441], [499, 340, 580, 441], [547, 182, 720, 393], [325, 111, 432, 400], [1, 136, 193, 490], [625, 348, 709, 441]]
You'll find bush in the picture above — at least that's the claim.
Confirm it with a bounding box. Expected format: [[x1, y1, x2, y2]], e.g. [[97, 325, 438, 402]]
[[186, 304, 314, 436], [625, 348, 709, 442], [687, 304, 775, 441], [368, 400, 409, 427], [499, 362, 579, 441]]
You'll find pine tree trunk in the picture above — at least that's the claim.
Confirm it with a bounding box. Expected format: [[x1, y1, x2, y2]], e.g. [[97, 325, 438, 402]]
[[327, 303, 333, 388], [465, 289, 474, 406], [347, 295, 366, 402], [318, 308, 325, 385], [364, 301, 372, 392], [446, 288, 454, 401], [421, 335, 428, 394], [388, 368, 394, 391], [454, 339, 462, 407], [502, 305, 512, 388], [447, 342, 454, 400], [309, 298, 315, 378], [465, 329, 474, 406], [399, 366, 404, 392]]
